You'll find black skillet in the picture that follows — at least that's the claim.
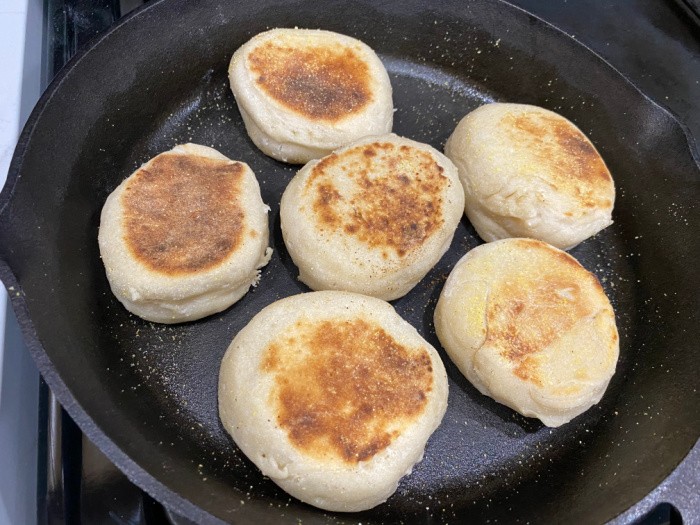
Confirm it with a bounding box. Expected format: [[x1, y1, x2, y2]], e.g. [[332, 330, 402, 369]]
[[1, 0, 699, 523]]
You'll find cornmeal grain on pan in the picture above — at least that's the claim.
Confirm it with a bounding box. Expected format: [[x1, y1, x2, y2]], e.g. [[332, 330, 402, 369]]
[[445, 103, 615, 250], [98, 144, 271, 323], [228, 28, 393, 163], [434, 238, 619, 427], [218, 291, 448, 512], [280, 133, 464, 300]]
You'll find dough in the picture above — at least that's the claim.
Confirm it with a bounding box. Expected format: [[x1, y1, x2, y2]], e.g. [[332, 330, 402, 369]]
[[434, 238, 619, 426], [229, 28, 393, 163], [98, 144, 271, 323], [445, 103, 615, 250], [280, 134, 464, 300], [218, 291, 448, 511]]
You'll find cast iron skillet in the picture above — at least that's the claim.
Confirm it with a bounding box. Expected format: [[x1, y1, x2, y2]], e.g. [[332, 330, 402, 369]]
[[1, 0, 699, 523]]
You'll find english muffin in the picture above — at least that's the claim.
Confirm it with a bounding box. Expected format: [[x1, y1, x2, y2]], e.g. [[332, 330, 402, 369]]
[[280, 134, 464, 301], [219, 291, 448, 512], [445, 103, 615, 250], [229, 28, 393, 163], [434, 238, 619, 427], [98, 144, 272, 323]]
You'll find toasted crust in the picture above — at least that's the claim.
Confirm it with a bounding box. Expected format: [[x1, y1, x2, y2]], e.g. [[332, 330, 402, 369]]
[[445, 103, 615, 250], [247, 40, 372, 122], [434, 238, 619, 427], [98, 144, 272, 323], [499, 111, 613, 208], [219, 291, 448, 512], [307, 140, 449, 257], [261, 317, 433, 464], [280, 134, 464, 300], [229, 28, 393, 163], [122, 153, 246, 275]]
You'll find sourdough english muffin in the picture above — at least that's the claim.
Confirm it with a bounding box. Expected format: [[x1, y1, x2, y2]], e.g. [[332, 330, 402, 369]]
[[434, 238, 619, 427], [98, 144, 272, 324], [218, 291, 448, 512], [229, 28, 393, 163], [280, 134, 464, 300], [445, 103, 615, 250]]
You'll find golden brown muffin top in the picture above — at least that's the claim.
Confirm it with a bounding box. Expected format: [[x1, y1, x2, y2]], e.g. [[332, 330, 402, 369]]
[[261, 317, 433, 464], [121, 153, 245, 275], [500, 109, 614, 211], [247, 38, 373, 122], [483, 239, 616, 386], [304, 141, 449, 258]]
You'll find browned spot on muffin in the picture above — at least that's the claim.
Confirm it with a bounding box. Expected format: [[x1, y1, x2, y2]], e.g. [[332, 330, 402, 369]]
[[121, 153, 245, 275], [306, 142, 449, 257], [248, 40, 372, 122], [261, 318, 433, 464], [512, 238, 588, 273], [513, 355, 541, 385], [315, 182, 343, 228], [313, 152, 338, 174], [502, 111, 613, 209], [484, 241, 600, 385]]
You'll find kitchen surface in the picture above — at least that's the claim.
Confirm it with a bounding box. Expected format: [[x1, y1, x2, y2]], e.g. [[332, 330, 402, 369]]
[[1, 1, 698, 524]]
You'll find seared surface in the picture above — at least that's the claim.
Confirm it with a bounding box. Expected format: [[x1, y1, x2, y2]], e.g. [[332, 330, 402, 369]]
[[248, 41, 372, 122], [122, 153, 245, 274], [484, 239, 612, 386], [306, 141, 448, 258], [261, 318, 433, 464], [501, 110, 613, 210]]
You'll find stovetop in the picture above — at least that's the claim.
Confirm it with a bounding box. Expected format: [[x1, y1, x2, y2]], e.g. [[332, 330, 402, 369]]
[[35, 1, 699, 524]]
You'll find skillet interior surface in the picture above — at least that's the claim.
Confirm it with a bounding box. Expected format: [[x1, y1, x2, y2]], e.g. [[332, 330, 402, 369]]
[[1, 0, 699, 523]]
